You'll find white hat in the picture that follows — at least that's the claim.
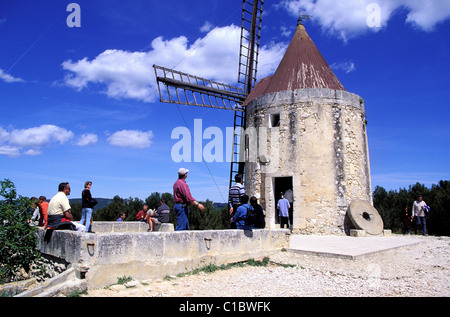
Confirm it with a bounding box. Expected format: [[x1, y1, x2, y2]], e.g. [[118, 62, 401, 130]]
[[178, 168, 189, 175]]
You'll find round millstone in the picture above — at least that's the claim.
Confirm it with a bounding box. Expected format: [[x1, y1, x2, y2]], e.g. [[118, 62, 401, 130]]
[[347, 200, 384, 235]]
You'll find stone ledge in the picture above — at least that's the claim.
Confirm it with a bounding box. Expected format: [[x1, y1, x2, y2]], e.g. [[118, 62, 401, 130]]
[[90, 221, 174, 233], [350, 229, 392, 237]]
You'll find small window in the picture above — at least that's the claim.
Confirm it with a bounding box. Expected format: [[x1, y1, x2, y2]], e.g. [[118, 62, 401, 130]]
[[270, 113, 280, 127]]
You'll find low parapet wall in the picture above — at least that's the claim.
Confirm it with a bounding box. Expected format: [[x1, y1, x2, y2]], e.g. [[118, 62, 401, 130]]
[[36, 223, 290, 289], [90, 221, 174, 233]]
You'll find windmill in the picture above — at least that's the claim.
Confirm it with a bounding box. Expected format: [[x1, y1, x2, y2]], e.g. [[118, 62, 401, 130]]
[[153, 0, 264, 193]]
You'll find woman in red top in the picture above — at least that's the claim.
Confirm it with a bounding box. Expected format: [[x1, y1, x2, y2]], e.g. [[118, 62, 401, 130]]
[[37, 196, 49, 227]]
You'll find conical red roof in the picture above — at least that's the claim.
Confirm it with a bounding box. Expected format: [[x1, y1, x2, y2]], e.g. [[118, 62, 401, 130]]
[[243, 24, 345, 106]]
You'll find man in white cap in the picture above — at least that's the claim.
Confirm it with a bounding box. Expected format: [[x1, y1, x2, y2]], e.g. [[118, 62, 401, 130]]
[[173, 168, 204, 230]]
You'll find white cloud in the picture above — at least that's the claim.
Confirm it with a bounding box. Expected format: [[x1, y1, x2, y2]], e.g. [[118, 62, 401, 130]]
[[0, 145, 20, 158], [23, 149, 42, 156], [107, 130, 154, 149], [0, 125, 74, 157], [200, 21, 213, 33], [280, 25, 293, 37], [258, 42, 289, 78], [76, 133, 98, 146], [62, 24, 286, 103], [279, 0, 450, 41], [0, 68, 25, 83], [331, 61, 356, 74], [8, 125, 73, 148]]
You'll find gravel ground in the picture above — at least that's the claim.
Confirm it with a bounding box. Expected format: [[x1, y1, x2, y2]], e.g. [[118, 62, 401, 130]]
[[84, 235, 449, 297]]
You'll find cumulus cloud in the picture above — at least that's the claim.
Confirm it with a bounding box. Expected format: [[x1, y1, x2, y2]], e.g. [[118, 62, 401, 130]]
[[0, 68, 25, 83], [107, 130, 153, 149], [76, 133, 98, 146], [62, 24, 286, 103], [0, 125, 74, 157], [278, 0, 450, 41]]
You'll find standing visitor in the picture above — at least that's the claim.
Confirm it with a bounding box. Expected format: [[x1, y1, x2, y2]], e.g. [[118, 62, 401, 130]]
[[277, 192, 290, 229], [412, 195, 429, 236], [80, 181, 95, 233], [402, 205, 412, 235], [173, 168, 204, 231], [228, 173, 245, 229]]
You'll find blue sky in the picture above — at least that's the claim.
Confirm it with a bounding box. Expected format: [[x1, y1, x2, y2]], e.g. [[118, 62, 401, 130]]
[[1, 0, 449, 203]]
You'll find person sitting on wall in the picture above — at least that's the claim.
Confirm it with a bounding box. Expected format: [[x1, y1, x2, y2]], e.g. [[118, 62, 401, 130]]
[[136, 204, 149, 222], [147, 198, 171, 231], [232, 194, 254, 230], [45, 182, 85, 242], [250, 196, 265, 229]]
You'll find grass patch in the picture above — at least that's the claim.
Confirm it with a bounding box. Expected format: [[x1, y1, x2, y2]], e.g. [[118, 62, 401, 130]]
[[177, 257, 282, 278], [117, 276, 132, 285], [67, 289, 88, 297]]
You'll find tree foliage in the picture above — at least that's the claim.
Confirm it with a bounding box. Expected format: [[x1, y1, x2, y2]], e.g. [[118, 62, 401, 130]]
[[373, 180, 450, 236], [0, 179, 40, 284]]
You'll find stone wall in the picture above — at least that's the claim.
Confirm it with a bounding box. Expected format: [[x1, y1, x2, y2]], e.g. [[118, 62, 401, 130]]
[[245, 88, 372, 235], [36, 226, 290, 289]]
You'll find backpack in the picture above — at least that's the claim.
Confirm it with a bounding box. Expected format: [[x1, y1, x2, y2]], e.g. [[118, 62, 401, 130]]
[[244, 205, 257, 226]]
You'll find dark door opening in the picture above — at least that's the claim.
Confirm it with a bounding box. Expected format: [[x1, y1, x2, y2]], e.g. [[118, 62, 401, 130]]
[[273, 177, 293, 225]]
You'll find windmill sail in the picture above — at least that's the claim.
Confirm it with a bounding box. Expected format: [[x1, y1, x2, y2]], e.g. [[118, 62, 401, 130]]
[[153, 65, 246, 111]]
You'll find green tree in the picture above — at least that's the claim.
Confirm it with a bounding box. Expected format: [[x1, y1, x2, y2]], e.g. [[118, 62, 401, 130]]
[[94, 196, 145, 221], [94, 195, 128, 221], [426, 180, 450, 236], [124, 197, 145, 221], [188, 199, 229, 230], [373, 180, 450, 235], [0, 179, 40, 283], [71, 201, 82, 221]]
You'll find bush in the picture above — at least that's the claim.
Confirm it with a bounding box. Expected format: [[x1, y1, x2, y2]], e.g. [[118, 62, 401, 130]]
[[0, 179, 40, 284]]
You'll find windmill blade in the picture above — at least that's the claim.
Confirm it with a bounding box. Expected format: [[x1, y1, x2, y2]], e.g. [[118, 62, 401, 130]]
[[153, 65, 246, 112], [238, 0, 264, 95]]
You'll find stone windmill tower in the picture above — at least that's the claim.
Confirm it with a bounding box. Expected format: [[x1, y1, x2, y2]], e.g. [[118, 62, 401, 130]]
[[242, 17, 372, 234]]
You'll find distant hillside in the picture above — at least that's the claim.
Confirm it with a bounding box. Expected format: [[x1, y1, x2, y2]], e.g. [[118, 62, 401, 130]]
[[69, 198, 112, 211], [68, 198, 226, 211], [213, 202, 228, 210]]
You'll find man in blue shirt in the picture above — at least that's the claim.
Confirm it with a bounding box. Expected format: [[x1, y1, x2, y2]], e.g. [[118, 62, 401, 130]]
[[277, 192, 290, 229], [232, 194, 254, 230]]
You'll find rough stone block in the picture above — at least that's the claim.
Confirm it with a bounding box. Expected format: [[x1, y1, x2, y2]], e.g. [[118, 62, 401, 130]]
[[350, 229, 367, 237], [383, 229, 392, 237]]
